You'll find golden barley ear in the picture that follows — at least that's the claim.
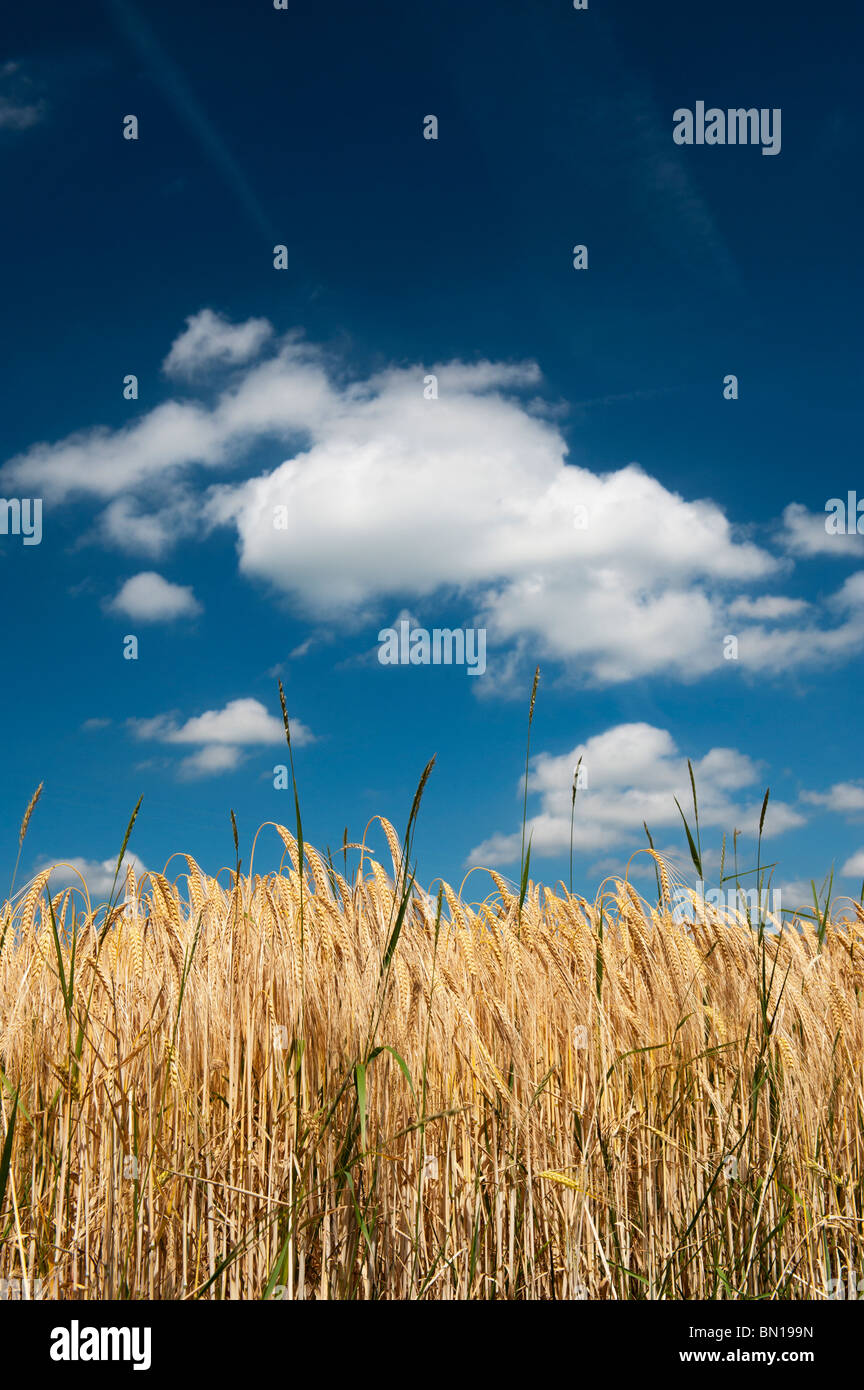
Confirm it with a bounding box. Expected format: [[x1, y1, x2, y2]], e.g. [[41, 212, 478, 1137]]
[[18, 781, 43, 848], [10, 781, 44, 894]]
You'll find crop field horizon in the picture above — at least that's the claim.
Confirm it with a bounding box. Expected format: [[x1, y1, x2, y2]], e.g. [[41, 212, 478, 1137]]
[[2, 715, 862, 1302]]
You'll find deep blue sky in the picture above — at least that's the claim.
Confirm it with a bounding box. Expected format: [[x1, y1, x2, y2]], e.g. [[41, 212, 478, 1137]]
[[2, 0, 863, 910]]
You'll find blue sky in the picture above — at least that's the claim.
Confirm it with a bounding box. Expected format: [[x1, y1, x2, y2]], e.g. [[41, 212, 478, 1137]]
[[2, 0, 863, 910]]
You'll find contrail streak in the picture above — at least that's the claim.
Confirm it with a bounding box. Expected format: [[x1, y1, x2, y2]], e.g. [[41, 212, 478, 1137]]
[[103, 0, 273, 238]]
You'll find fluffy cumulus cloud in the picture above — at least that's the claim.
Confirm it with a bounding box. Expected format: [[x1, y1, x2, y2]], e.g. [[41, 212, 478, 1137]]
[[802, 782, 864, 814], [210, 369, 787, 685], [469, 722, 805, 866], [162, 308, 274, 378], [3, 321, 336, 501], [39, 853, 147, 901], [177, 745, 245, 780], [840, 850, 864, 879], [107, 571, 202, 622], [6, 310, 864, 685], [781, 502, 864, 559], [712, 573, 864, 675], [128, 697, 314, 779]]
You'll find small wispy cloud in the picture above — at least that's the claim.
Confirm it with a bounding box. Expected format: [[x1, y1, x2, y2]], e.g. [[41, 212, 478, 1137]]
[[37, 853, 146, 900], [728, 595, 810, 621], [107, 571, 202, 622], [840, 850, 864, 879], [177, 745, 245, 780], [781, 502, 864, 559], [802, 782, 864, 815], [0, 60, 47, 131], [163, 309, 274, 379], [128, 696, 315, 779]]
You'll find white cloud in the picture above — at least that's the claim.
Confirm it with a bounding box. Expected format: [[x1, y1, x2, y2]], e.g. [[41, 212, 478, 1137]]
[[96, 497, 196, 558], [177, 745, 245, 779], [203, 362, 864, 684], [0, 97, 44, 129], [774, 879, 819, 912], [0, 61, 45, 131], [781, 502, 864, 558], [128, 697, 314, 779], [107, 571, 202, 622], [39, 853, 147, 901], [728, 595, 810, 620], [205, 362, 783, 684], [163, 697, 306, 745], [831, 571, 864, 609], [714, 571, 864, 674], [162, 309, 274, 378], [3, 331, 336, 501], [8, 320, 864, 685], [802, 782, 864, 815], [840, 851, 864, 879], [469, 722, 805, 865]]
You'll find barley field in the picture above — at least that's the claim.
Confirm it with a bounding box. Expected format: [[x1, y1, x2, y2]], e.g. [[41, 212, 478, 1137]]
[[1, 809, 862, 1301]]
